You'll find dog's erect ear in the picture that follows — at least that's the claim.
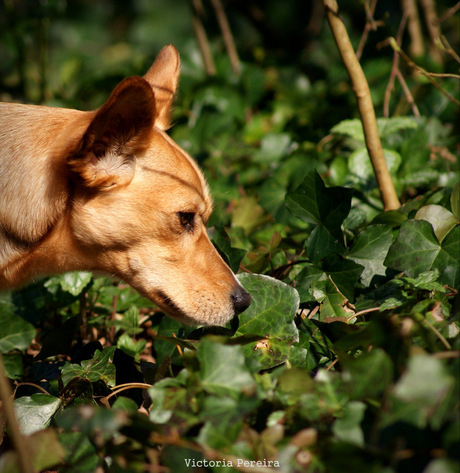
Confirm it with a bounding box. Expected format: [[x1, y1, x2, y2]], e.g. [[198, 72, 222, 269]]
[[68, 76, 155, 190], [143, 45, 180, 130]]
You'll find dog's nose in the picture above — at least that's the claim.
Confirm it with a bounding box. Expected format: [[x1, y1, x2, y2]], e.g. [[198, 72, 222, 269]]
[[231, 285, 251, 315]]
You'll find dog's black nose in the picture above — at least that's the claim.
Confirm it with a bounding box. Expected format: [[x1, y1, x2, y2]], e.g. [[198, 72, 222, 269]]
[[231, 285, 251, 315]]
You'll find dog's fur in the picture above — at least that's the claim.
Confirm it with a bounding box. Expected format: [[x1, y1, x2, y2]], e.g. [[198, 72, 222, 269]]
[[0, 45, 250, 325]]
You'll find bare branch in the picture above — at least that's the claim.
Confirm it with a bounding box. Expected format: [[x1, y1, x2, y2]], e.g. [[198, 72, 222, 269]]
[[322, 0, 401, 210], [419, 0, 443, 64], [0, 354, 35, 473], [388, 37, 460, 106], [191, 0, 216, 76], [402, 0, 425, 57], [211, 0, 241, 75]]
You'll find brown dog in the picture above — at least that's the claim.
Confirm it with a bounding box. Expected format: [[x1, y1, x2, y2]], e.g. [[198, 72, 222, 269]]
[[0, 45, 250, 326]]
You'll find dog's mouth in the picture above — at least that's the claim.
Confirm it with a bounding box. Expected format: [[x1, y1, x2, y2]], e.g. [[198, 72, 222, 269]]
[[153, 289, 196, 325]]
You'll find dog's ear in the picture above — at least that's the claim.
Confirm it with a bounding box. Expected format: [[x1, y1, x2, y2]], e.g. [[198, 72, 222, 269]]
[[68, 76, 155, 190], [143, 45, 180, 130]]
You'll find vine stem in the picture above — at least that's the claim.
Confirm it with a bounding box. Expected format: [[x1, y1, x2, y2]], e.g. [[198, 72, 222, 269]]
[[0, 354, 35, 473], [322, 0, 401, 210]]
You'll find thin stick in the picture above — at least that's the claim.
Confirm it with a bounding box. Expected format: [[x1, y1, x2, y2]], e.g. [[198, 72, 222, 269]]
[[402, 0, 424, 57], [356, 0, 379, 60], [435, 2, 460, 24], [322, 0, 401, 210], [395, 68, 420, 117], [210, 0, 241, 75], [383, 11, 408, 117], [0, 354, 35, 473], [388, 38, 460, 106], [191, 0, 216, 76], [419, 0, 443, 64]]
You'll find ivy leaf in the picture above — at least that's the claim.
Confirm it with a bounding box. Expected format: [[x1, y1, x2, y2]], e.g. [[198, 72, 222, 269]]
[[331, 117, 418, 142], [236, 273, 299, 369], [385, 220, 459, 288], [323, 256, 364, 301], [0, 312, 35, 352], [388, 354, 455, 428], [347, 225, 394, 286], [332, 401, 366, 447], [286, 170, 352, 262], [349, 148, 401, 181], [415, 205, 458, 242], [210, 224, 247, 273], [60, 347, 116, 386], [15, 394, 62, 435], [45, 271, 93, 296], [197, 338, 256, 398], [0, 429, 65, 473]]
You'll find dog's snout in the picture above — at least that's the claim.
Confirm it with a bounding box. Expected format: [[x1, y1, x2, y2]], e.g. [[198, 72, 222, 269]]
[[231, 284, 251, 315]]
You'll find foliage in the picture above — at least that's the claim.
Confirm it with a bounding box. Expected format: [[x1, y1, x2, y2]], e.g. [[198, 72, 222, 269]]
[[0, 1, 459, 473]]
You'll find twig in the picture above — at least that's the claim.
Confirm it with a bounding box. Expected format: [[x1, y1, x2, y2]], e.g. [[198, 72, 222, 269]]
[[436, 36, 460, 64], [347, 306, 380, 322], [103, 382, 152, 403], [210, 0, 241, 75], [434, 2, 460, 24], [0, 354, 35, 473], [383, 11, 408, 117], [356, 0, 379, 60], [395, 68, 420, 117], [191, 0, 216, 76], [422, 319, 451, 350], [402, 0, 424, 57], [322, 0, 401, 210], [419, 0, 443, 64], [388, 37, 460, 106]]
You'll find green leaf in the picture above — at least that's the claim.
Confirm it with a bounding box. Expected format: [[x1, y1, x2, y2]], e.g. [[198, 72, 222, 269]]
[[317, 279, 351, 319], [332, 117, 418, 142], [323, 256, 364, 301], [236, 273, 299, 369], [332, 401, 366, 447], [286, 170, 352, 262], [305, 224, 346, 263], [0, 429, 65, 473], [231, 196, 267, 234], [15, 394, 62, 435], [390, 353, 454, 428], [0, 312, 35, 353], [347, 225, 394, 286], [253, 132, 293, 163], [197, 338, 256, 397], [210, 225, 247, 273], [385, 220, 459, 288], [341, 349, 394, 400], [1, 353, 23, 379], [415, 205, 458, 242], [57, 432, 99, 473], [432, 225, 460, 289], [60, 347, 116, 386], [45, 271, 92, 296], [349, 147, 401, 182], [117, 333, 147, 358], [331, 119, 365, 142]]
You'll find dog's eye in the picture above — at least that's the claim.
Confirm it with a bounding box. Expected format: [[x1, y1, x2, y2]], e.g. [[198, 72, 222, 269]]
[[178, 212, 195, 231]]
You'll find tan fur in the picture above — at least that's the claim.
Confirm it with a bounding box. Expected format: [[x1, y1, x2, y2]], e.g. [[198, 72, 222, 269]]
[[0, 45, 250, 325]]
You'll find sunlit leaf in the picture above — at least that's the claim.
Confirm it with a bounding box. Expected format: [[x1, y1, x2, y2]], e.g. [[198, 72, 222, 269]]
[[15, 394, 62, 435], [236, 274, 299, 369]]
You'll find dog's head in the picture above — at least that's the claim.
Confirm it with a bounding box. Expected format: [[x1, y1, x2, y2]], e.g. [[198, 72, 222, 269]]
[[66, 45, 250, 326]]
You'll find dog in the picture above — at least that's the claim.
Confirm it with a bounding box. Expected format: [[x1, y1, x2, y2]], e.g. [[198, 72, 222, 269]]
[[0, 45, 251, 326]]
